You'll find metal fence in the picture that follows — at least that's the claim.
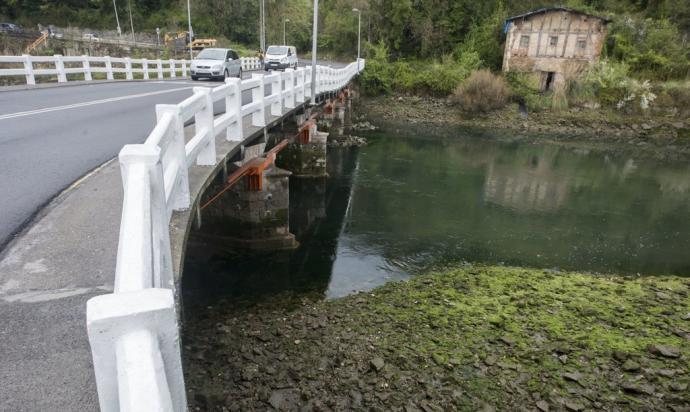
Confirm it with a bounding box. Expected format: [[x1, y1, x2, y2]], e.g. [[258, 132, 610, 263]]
[[86, 59, 365, 412]]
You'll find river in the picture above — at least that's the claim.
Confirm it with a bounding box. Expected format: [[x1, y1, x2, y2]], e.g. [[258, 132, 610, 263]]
[[182, 127, 690, 305]]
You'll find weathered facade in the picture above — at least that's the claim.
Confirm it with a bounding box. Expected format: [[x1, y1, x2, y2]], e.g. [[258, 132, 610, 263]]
[[502, 8, 610, 91]]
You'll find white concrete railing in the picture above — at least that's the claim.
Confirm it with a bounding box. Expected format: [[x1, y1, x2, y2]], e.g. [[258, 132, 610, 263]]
[[0, 55, 265, 85], [86, 59, 365, 412]]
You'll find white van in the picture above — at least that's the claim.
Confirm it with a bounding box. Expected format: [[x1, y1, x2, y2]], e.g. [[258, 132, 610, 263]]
[[264, 45, 298, 71]]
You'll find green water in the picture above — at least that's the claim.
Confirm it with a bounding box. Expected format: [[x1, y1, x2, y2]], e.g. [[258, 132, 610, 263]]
[[183, 131, 690, 301]]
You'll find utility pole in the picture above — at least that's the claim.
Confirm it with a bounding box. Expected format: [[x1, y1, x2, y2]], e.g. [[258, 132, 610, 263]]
[[156, 27, 160, 58], [112, 0, 122, 37], [310, 0, 318, 103], [283, 18, 290, 45], [127, 0, 135, 43], [352, 8, 361, 71], [187, 0, 193, 60]]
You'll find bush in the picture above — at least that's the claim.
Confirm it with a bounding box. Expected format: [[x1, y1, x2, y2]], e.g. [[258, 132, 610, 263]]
[[452, 69, 510, 113], [505, 72, 552, 112], [577, 60, 657, 111], [360, 41, 393, 95]]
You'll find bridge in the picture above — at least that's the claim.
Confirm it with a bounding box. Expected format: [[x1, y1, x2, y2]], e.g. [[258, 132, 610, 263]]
[[0, 54, 364, 411]]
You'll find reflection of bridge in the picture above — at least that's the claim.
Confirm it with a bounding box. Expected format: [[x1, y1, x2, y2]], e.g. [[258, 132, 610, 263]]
[[0, 58, 363, 410]]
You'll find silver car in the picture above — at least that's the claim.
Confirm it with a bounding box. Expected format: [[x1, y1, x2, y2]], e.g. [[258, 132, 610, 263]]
[[191, 48, 242, 81]]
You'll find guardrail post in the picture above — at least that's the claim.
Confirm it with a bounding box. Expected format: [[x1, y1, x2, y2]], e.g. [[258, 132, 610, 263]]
[[22, 54, 35, 86], [155, 105, 190, 211], [251, 73, 266, 127], [295, 68, 305, 103], [124, 57, 133, 80], [82, 55, 92, 81], [105, 56, 114, 80], [224, 78, 243, 141], [157, 59, 163, 79], [192, 87, 216, 166], [284, 68, 295, 109], [270, 73, 281, 116], [181, 60, 187, 79], [142, 58, 149, 80], [168, 59, 175, 78], [54, 54, 67, 83], [86, 289, 187, 412]]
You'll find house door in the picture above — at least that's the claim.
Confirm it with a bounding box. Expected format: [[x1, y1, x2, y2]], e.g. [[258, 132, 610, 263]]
[[544, 72, 555, 91]]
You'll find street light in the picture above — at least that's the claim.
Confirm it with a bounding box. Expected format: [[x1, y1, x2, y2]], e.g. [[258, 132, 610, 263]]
[[310, 0, 318, 103], [112, 0, 122, 37], [156, 27, 160, 58], [283, 18, 290, 45], [186, 0, 193, 60], [352, 8, 361, 72], [127, 0, 135, 44]]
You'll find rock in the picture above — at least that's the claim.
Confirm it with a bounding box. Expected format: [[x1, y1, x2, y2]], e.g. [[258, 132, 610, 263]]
[[484, 355, 497, 366], [536, 400, 550, 411], [370, 357, 385, 372], [499, 335, 515, 346], [622, 360, 640, 372], [647, 344, 681, 358], [621, 381, 655, 395], [669, 382, 688, 392], [641, 123, 653, 130], [564, 400, 585, 411], [672, 122, 685, 129], [558, 355, 568, 364], [681, 312, 690, 320], [655, 291, 671, 300], [562, 372, 584, 386], [657, 368, 675, 377], [268, 389, 299, 411], [613, 350, 629, 361], [241, 364, 259, 381]]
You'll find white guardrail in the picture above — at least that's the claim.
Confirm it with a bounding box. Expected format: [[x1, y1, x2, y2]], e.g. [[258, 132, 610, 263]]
[[86, 58, 365, 412], [0, 55, 264, 85]]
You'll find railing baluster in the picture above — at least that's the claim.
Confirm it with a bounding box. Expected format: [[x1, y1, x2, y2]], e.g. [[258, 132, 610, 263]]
[[225, 78, 243, 141], [142, 58, 149, 80], [54, 54, 66, 83], [192, 87, 216, 166], [105, 56, 114, 80], [251, 73, 266, 127], [22, 54, 35, 85], [124, 57, 133, 80], [82, 55, 92, 81]]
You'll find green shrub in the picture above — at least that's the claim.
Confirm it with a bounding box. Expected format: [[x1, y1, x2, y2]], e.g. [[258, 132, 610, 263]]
[[361, 41, 393, 95], [578, 60, 657, 110], [505, 72, 551, 112], [452, 69, 510, 113]]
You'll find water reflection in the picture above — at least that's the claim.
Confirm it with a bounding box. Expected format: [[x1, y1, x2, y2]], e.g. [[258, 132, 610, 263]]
[[183, 132, 690, 303]]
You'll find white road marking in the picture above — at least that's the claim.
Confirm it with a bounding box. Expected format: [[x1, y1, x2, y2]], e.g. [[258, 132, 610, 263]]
[[0, 86, 193, 121]]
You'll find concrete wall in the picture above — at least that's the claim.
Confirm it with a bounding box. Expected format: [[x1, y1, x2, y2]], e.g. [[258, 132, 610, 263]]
[[503, 10, 608, 90]]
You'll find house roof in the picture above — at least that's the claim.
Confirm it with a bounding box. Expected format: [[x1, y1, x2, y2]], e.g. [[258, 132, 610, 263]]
[[505, 7, 612, 24]]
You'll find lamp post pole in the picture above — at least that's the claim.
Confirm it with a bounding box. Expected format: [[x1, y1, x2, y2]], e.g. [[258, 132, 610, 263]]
[[127, 0, 135, 44], [310, 0, 318, 103], [187, 0, 193, 60], [112, 0, 122, 37], [283, 18, 290, 45], [352, 8, 361, 72], [156, 27, 160, 58]]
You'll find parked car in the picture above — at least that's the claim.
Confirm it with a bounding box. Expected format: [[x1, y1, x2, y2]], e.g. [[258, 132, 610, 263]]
[[264, 45, 298, 71], [82, 33, 100, 42], [190, 48, 242, 81], [0, 23, 21, 33]]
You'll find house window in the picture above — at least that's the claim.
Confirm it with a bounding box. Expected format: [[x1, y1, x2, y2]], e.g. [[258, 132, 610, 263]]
[[520, 35, 530, 48], [549, 36, 558, 46], [576, 39, 587, 50]]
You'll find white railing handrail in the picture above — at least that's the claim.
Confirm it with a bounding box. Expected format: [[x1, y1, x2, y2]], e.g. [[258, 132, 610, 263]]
[[87, 58, 365, 412], [0, 54, 265, 85]]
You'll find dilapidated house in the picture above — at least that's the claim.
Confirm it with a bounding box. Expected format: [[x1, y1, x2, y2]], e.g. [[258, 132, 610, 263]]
[[502, 8, 611, 91]]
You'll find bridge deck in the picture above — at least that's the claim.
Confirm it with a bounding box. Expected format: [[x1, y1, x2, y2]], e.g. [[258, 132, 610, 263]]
[[0, 105, 298, 411]]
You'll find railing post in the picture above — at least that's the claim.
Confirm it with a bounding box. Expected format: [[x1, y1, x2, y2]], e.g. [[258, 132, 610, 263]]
[[124, 57, 133, 80], [192, 87, 216, 166], [296, 68, 306, 103], [105, 56, 114, 80], [157, 59, 163, 79], [155, 105, 190, 211], [169, 59, 175, 78], [86, 289, 187, 412], [22, 54, 35, 86], [181, 60, 187, 79], [224, 78, 243, 141], [251, 73, 266, 127], [284, 68, 295, 109], [54, 54, 67, 83], [142, 58, 149, 80], [270, 73, 281, 116], [82, 55, 92, 81]]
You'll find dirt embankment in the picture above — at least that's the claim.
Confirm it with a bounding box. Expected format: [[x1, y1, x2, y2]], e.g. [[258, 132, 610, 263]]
[[357, 96, 690, 162], [183, 266, 690, 411]]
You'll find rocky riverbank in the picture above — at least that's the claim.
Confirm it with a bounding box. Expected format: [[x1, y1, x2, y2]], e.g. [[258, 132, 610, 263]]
[[356, 96, 690, 162], [182, 266, 690, 411]]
